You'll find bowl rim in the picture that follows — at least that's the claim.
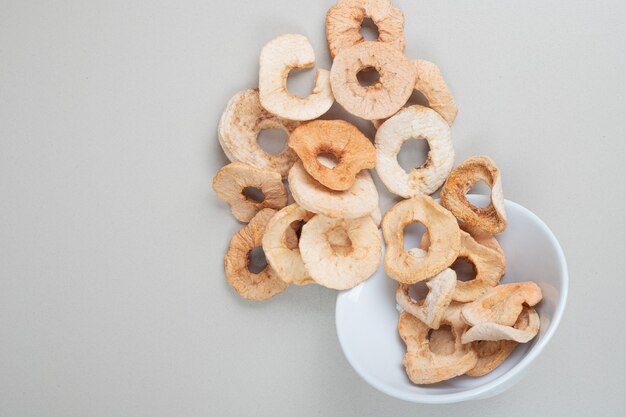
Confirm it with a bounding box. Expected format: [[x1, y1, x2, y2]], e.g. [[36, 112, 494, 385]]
[[335, 196, 569, 404]]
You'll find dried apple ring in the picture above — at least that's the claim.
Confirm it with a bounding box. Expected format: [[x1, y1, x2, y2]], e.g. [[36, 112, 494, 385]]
[[212, 162, 288, 222], [288, 120, 376, 191], [375, 105, 455, 197], [396, 249, 456, 329], [325, 0, 405, 59], [299, 214, 381, 290], [441, 156, 508, 234], [330, 41, 417, 120], [262, 204, 315, 286], [461, 281, 543, 327], [218, 89, 300, 177], [462, 306, 540, 344], [288, 160, 379, 219], [422, 229, 506, 302], [372, 60, 458, 129], [224, 209, 289, 301], [382, 195, 460, 284], [398, 310, 477, 385], [466, 340, 518, 377], [259, 34, 334, 121]]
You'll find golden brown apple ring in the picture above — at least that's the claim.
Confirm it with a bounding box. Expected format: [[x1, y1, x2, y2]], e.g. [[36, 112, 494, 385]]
[[441, 156, 508, 234], [288, 120, 375, 191], [218, 89, 300, 177], [325, 0, 405, 58], [398, 310, 477, 385], [212, 162, 288, 222], [224, 209, 289, 301], [330, 42, 417, 120], [382, 195, 460, 284], [261, 204, 315, 286]]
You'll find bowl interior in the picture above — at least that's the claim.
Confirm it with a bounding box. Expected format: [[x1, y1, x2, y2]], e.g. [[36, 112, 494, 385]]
[[335, 195, 567, 403]]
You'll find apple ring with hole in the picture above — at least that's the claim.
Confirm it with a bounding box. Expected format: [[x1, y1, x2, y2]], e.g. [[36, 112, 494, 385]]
[[224, 209, 289, 301], [218, 89, 300, 177], [288, 119, 375, 191], [441, 156, 508, 234], [330, 41, 416, 120], [375, 105, 454, 198], [212, 162, 288, 222], [259, 34, 334, 121], [382, 195, 460, 284], [325, 0, 405, 58]]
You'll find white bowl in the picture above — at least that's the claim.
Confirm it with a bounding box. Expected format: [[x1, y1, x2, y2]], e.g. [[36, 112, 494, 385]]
[[335, 195, 568, 404]]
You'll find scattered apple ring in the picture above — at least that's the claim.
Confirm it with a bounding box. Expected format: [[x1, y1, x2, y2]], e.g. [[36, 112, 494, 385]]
[[212, 162, 288, 222], [288, 160, 379, 219], [262, 204, 315, 285], [299, 214, 381, 290], [372, 59, 458, 129], [461, 306, 540, 344], [396, 249, 456, 329], [288, 120, 376, 191], [461, 282, 543, 327], [375, 105, 455, 197], [441, 156, 508, 234], [218, 89, 300, 177], [382, 195, 460, 284], [466, 340, 518, 377], [259, 34, 334, 121], [325, 0, 405, 59], [224, 209, 289, 301], [398, 310, 477, 384], [330, 41, 417, 120]]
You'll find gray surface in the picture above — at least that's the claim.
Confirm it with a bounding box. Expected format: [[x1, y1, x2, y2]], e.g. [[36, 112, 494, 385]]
[[0, 0, 625, 416]]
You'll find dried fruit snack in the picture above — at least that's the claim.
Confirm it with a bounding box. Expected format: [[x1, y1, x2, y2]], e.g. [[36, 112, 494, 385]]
[[330, 41, 417, 120], [420, 229, 506, 302], [299, 214, 381, 290], [398, 309, 477, 384], [288, 160, 379, 219], [212, 162, 288, 222], [224, 209, 289, 301], [259, 34, 334, 121], [465, 340, 518, 377], [441, 156, 508, 234], [395, 248, 456, 329], [462, 306, 541, 344], [326, 0, 405, 58], [262, 203, 315, 286], [382, 195, 460, 284], [376, 105, 455, 197], [288, 120, 375, 191], [218, 89, 300, 177]]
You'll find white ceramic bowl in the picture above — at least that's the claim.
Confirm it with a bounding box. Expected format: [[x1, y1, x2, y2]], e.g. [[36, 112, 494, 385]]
[[335, 195, 568, 404]]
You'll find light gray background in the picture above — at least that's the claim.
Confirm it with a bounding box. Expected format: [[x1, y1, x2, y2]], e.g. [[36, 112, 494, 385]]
[[1, 0, 625, 416]]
